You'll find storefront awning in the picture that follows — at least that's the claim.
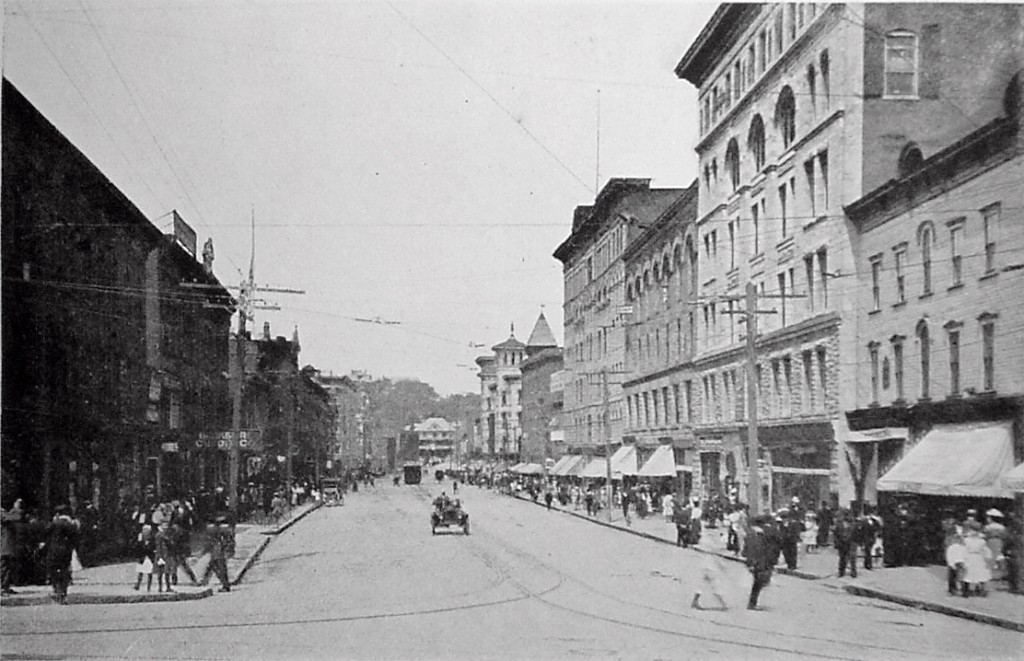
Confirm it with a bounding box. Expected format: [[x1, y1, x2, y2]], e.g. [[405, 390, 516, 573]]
[[549, 455, 572, 475], [518, 463, 544, 475], [638, 445, 676, 477], [877, 421, 1015, 498], [559, 455, 586, 476], [579, 457, 611, 479], [609, 445, 638, 477], [847, 428, 909, 443], [1002, 462, 1024, 492]]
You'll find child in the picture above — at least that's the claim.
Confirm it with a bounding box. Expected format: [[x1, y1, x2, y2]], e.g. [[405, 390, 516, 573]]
[[133, 525, 155, 592], [945, 531, 966, 596], [802, 512, 819, 554]]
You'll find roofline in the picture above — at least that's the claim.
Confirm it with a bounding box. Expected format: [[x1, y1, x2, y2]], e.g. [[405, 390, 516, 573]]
[[675, 4, 762, 86], [621, 179, 699, 262], [553, 178, 653, 263]]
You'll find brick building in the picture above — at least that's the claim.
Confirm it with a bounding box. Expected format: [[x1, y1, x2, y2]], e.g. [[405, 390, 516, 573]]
[[1, 79, 234, 520], [845, 78, 1023, 510], [519, 312, 563, 464], [312, 370, 363, 473], [675, 3, 1023, 510], [621, 182, 699, 497], [554, 179, 685, 454]]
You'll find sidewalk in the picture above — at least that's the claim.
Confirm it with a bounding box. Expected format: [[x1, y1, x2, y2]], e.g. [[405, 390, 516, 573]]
[[515, 493, 1024, 632], [0, 501, 322, 608]]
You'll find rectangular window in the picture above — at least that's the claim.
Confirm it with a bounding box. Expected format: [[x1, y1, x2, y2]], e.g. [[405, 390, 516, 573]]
[[893, 339, 905, 401], [702, 377, 710, 423], [684, 380, 693, 423], [819, 150, 829, 211], [787, 4, 797, 42], [802, 349, 814, 412], [779, 184, 788, 237], [747, 44, 756, 86], [820, 50, 830, 109], [816, 346, 827, 411], [778, 272, 787, 326], [771, 359, 782, 416], [895, 249, 907, 304], [982, 203, 1000, 274], [948, 329, 961, 396], [885, 31, 918, 97], [673, 384, 682, 424], [775, 11, 784, 55], [783, 355, 793, 416], [871, 257, 882, 311], [734, 61, 742, 97], [729, 220, 736, 269], [869, 343, 880, 403], [804, 158, 817, 217], [982, 320, 995, 391], [728, 300, 735, 343], [724, 72, 732, 108], [644, 392, 652, 427], [627, 395, 634, 428], [758, 30, 767, 73], [817, 248, 829, 308], [751, 203, 760, 254], [787, 268, 796, 322], [950, 223, 964, 286], [653, 389, 661, 426], [677, 318, 683, 357], [756, 364, 765, 416]]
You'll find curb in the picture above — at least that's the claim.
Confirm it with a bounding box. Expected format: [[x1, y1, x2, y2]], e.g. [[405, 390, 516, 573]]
[[512, 494, 825, 581], [509, 494, 1023, 632], [232, 501, 323, 586], [842, 585, 1024, 633], [1, 587, 214, 608]]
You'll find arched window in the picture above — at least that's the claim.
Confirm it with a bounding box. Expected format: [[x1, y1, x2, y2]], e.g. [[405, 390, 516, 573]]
[[820, 50, 830, 109], [626, 283, 634, 301], [807, 63, 817, 111], [898, 142, 924, 178], [644, 270, 651, 289], [725, 137, 741, 191], [635, 276, 642, 296], [885, 30, 918, 97], [775, 86, 796, 148], [686, 236, 698, 295], [917, 222, 934, 295], [662, 254, 671, 278], [654, 262, 661, 282], [748, 114, 765, 171], [673, 244, 682, 269], [916, 319, 930, 399]]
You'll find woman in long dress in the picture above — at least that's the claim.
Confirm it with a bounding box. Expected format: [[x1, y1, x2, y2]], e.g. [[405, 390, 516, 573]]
[[962, 521, 993, 597]]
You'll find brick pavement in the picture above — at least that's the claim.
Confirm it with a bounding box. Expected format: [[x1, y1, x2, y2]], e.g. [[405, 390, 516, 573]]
[[515, 492, 1024, 632]]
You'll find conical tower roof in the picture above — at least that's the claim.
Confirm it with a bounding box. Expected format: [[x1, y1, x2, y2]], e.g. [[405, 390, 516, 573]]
[[526, 312, 557, 349]]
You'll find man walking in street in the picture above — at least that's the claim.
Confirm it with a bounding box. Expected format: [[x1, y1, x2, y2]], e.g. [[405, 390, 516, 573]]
[[544, 490, 554, 511], [833, 509, 857, 578], [745, 515, 774, 610], [45, 505, 79, 604], [199, 515, 234, 592]]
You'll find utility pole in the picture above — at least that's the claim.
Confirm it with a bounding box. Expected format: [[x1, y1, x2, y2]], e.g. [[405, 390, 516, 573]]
[[183, 209, 305, 515], [286, 374, 296, 501], [744, 282, 762, 517]]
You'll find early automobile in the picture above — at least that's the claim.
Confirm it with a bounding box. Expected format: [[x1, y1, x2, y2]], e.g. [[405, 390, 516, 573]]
[[431, 498, 469, 535], [321, 478, 344, 507]]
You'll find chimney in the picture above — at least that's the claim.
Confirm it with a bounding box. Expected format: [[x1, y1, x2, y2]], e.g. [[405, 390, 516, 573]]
[[263, 321, 271, 340]]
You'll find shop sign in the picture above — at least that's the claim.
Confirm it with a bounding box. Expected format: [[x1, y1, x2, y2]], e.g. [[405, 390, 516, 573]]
[[161, 442, 179, 453], [195, 430, 262, 452], [698, 437, 723, 451]]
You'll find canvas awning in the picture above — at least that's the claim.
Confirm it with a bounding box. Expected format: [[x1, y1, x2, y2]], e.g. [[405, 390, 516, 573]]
[[558, 455, 586, 476], [847, 427, 909, 443], [579, 457, 611, 479], [1003, 463, 1024, 492], [877, 421, 1015, 498], [609, 445, 638, 477], [509, 462, 526, 473], [519, 463, 544, 475], [638, 445, 676, 477], [548, 456, 571, 475]]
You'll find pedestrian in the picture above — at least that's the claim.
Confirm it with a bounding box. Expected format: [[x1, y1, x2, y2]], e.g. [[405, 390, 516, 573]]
[[133, 524, 156, 592], [853, 510, 877, 571], [1, 499, 23, 595], [200, 515, 233, 593], [674, 499, 692, 547], [781, 509, 802, 570], [833, 509, 857, 579], [691, 552, 729, 611], [584, 489, 595, 517], [745, 514, 774, 611], [169, 516, 197, 586], [962, 521, 992, 597], [154, 522, 174, 593], [44, 505, 79, 604], [945, 529, 966, 596], [816, 500, 833, 548], [544, 490, 554, 511], [983, 509, 1008, 580], [801, 512, 818, 554], [689, 499, 703, 546], [734, 505, 748, 557], [662, 492, 674, 524], [621, 487, 632, 526]]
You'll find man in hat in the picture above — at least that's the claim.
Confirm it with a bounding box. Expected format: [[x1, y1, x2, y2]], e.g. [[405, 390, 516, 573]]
[[781, 508, 804, 570], [199, 515, 233, 592], [745, 515, 774, 610], [983, 509, 1008, 579], [44, 505, 79, 604]]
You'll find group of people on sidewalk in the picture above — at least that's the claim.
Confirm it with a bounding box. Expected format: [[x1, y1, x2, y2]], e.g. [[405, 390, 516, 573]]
[[2, 500, 82, 604]]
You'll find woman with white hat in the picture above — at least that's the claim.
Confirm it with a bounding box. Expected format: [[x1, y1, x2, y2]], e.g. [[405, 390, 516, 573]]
[[962, 520, 993, 597]]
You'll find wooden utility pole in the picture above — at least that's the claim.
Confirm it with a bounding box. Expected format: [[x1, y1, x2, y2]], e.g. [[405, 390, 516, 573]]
[[744, 282, 762, 517], [603, 366, 613, 522]]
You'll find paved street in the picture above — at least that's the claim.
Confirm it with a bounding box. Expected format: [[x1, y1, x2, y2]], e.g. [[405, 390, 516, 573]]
[[3, 484, 1022, 661]]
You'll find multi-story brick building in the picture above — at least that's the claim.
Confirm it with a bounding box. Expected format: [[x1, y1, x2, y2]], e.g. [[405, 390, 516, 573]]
[[311, 370, 362, 474], [554, 179, 686, 455], [675, 3, 1023, 510], [621, 182, 699, 497], [1, 79, 234, 521], [476, 327, 526, 461], [845, 80, 1023, 512], [519, 312, 563, 464]]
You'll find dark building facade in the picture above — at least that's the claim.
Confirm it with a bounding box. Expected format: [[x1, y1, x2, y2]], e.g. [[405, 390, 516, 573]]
[[519, 312, 563, 464], [2, 79, 234, 524]]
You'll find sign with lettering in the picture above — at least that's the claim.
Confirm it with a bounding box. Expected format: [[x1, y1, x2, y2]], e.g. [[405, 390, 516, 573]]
[[194, 430, 262, 452]]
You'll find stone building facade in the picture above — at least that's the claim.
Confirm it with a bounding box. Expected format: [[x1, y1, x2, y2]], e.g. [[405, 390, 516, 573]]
[[519, 312, 563, 464], [554, 179, 685, 455], [675, 2, 1023, 510], [476, 328, 526, 460]]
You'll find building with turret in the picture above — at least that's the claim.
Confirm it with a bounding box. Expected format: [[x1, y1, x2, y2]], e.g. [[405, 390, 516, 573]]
[[476, 326, 527, 461], [520, 312, 563, 464]]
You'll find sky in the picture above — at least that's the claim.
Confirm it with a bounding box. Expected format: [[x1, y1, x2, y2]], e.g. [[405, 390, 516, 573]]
[[2, 0, 716, 395]]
